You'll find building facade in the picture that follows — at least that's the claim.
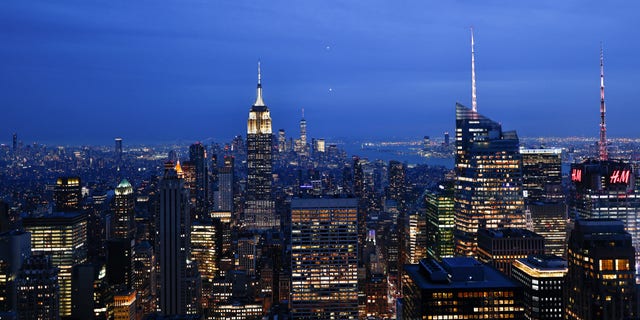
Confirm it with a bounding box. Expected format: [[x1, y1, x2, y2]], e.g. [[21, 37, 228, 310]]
[[23, 212, 87, 317], [425, 182, 455, 261], [290, 198, 359, 319], [402, 257, 524, 319], [454, 103, 525, 256], [569, 159, 640, 275], [565, 219, 636, 320], [245, 62, 276, 230], [512, 255, 567, 320]]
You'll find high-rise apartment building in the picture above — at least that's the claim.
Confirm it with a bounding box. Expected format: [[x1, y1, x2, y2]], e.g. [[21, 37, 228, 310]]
[[565, 219, 636, 319], [454, 103, 525, 256], [290, 198, 359, 319], [23, 211, 87, 317], [245, 62, 276, 230]]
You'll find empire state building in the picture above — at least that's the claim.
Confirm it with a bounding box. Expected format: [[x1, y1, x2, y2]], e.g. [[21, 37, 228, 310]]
[[245, 62, 277, 230]]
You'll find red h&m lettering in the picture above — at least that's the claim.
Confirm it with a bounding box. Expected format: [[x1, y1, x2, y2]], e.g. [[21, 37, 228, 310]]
[[571, 169, 582, 182], [610, 170, 630, 184]]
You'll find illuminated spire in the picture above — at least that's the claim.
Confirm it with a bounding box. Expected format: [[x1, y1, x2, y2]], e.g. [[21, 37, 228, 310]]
[[301, 107, 305, 120], [471, 27, 478, 112], [175, 160, 184, 178], [599, 43, 608, 161], [254, 60, 265, 107]]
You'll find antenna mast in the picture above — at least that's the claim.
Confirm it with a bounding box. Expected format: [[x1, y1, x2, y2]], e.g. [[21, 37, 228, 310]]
[[599, 44, 608, 161], [471, 27, 478, 112]]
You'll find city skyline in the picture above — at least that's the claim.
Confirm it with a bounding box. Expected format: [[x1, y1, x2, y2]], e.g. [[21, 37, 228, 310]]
[[2, 1, 640, 145]]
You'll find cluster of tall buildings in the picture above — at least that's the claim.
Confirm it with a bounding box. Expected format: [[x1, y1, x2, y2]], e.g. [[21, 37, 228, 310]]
[[3, 33, 640, 320]]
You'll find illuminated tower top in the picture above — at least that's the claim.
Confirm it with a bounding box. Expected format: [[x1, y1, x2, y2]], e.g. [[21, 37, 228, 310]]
[[254, 60, 265, 107], [599, 44, 608, 161], [248, 61, 272, 135]]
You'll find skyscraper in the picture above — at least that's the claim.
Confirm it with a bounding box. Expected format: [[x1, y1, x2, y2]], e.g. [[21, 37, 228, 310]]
[[425, 182, 455, 261], [512, 255, 567, 320], [290, 198, 359, 319], [454, 103, 525, 256], [15, 255, 59, 320], [53, 177, 82, 212], [295, 109, 309, 157], [158, 162, 194, 316], [520, 148, 563, 202], [214, 156, 234, 212], [115, 137, 123, 161], [0, 231, 31, 314], [569, 159, 640, 274], [520, 148, 566, 257], [12, 133, 17, 153], [23, 212, 87, 317], [565, 219, 636, 319], [245, 62, 276, 230], [114, 179, 135, 239], [189, 142, 209, 218]]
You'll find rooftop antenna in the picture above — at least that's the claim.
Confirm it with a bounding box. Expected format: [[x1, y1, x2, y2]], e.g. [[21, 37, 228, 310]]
[[599, 43, 608, 161], [254, 60, 265, 106], [471, 27, 478, 112]]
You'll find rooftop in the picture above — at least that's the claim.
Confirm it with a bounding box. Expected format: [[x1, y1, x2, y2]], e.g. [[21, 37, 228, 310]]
[[405, 257, 520, 290]]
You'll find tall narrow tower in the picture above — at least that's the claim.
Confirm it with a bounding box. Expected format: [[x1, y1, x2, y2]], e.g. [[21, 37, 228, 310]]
[[245, 61, 276, 230], [471, 27, 478, 112], [158, 162, 193, 315], [599, 44, 608, 161]]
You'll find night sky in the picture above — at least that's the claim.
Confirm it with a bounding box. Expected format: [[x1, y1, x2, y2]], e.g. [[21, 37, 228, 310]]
[[1, 1, 639, 145]]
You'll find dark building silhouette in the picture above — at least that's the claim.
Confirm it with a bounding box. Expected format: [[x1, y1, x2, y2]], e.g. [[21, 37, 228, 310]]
[[115, 137, 123, 161], [189, 142, 209, 219], [0, 231, 31, 314], [16, 255, 59, 320], [106, 238, 135, 290], [158, 162, 199, 316], [565, 219, 636, 319]]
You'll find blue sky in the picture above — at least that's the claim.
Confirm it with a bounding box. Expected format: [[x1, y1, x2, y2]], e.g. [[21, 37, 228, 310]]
[[1, 1, 639, 145]]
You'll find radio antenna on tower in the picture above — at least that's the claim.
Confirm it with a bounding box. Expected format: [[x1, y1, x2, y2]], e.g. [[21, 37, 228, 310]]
[[599, 43, 608, 161], [471, 27, 478, 112]]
